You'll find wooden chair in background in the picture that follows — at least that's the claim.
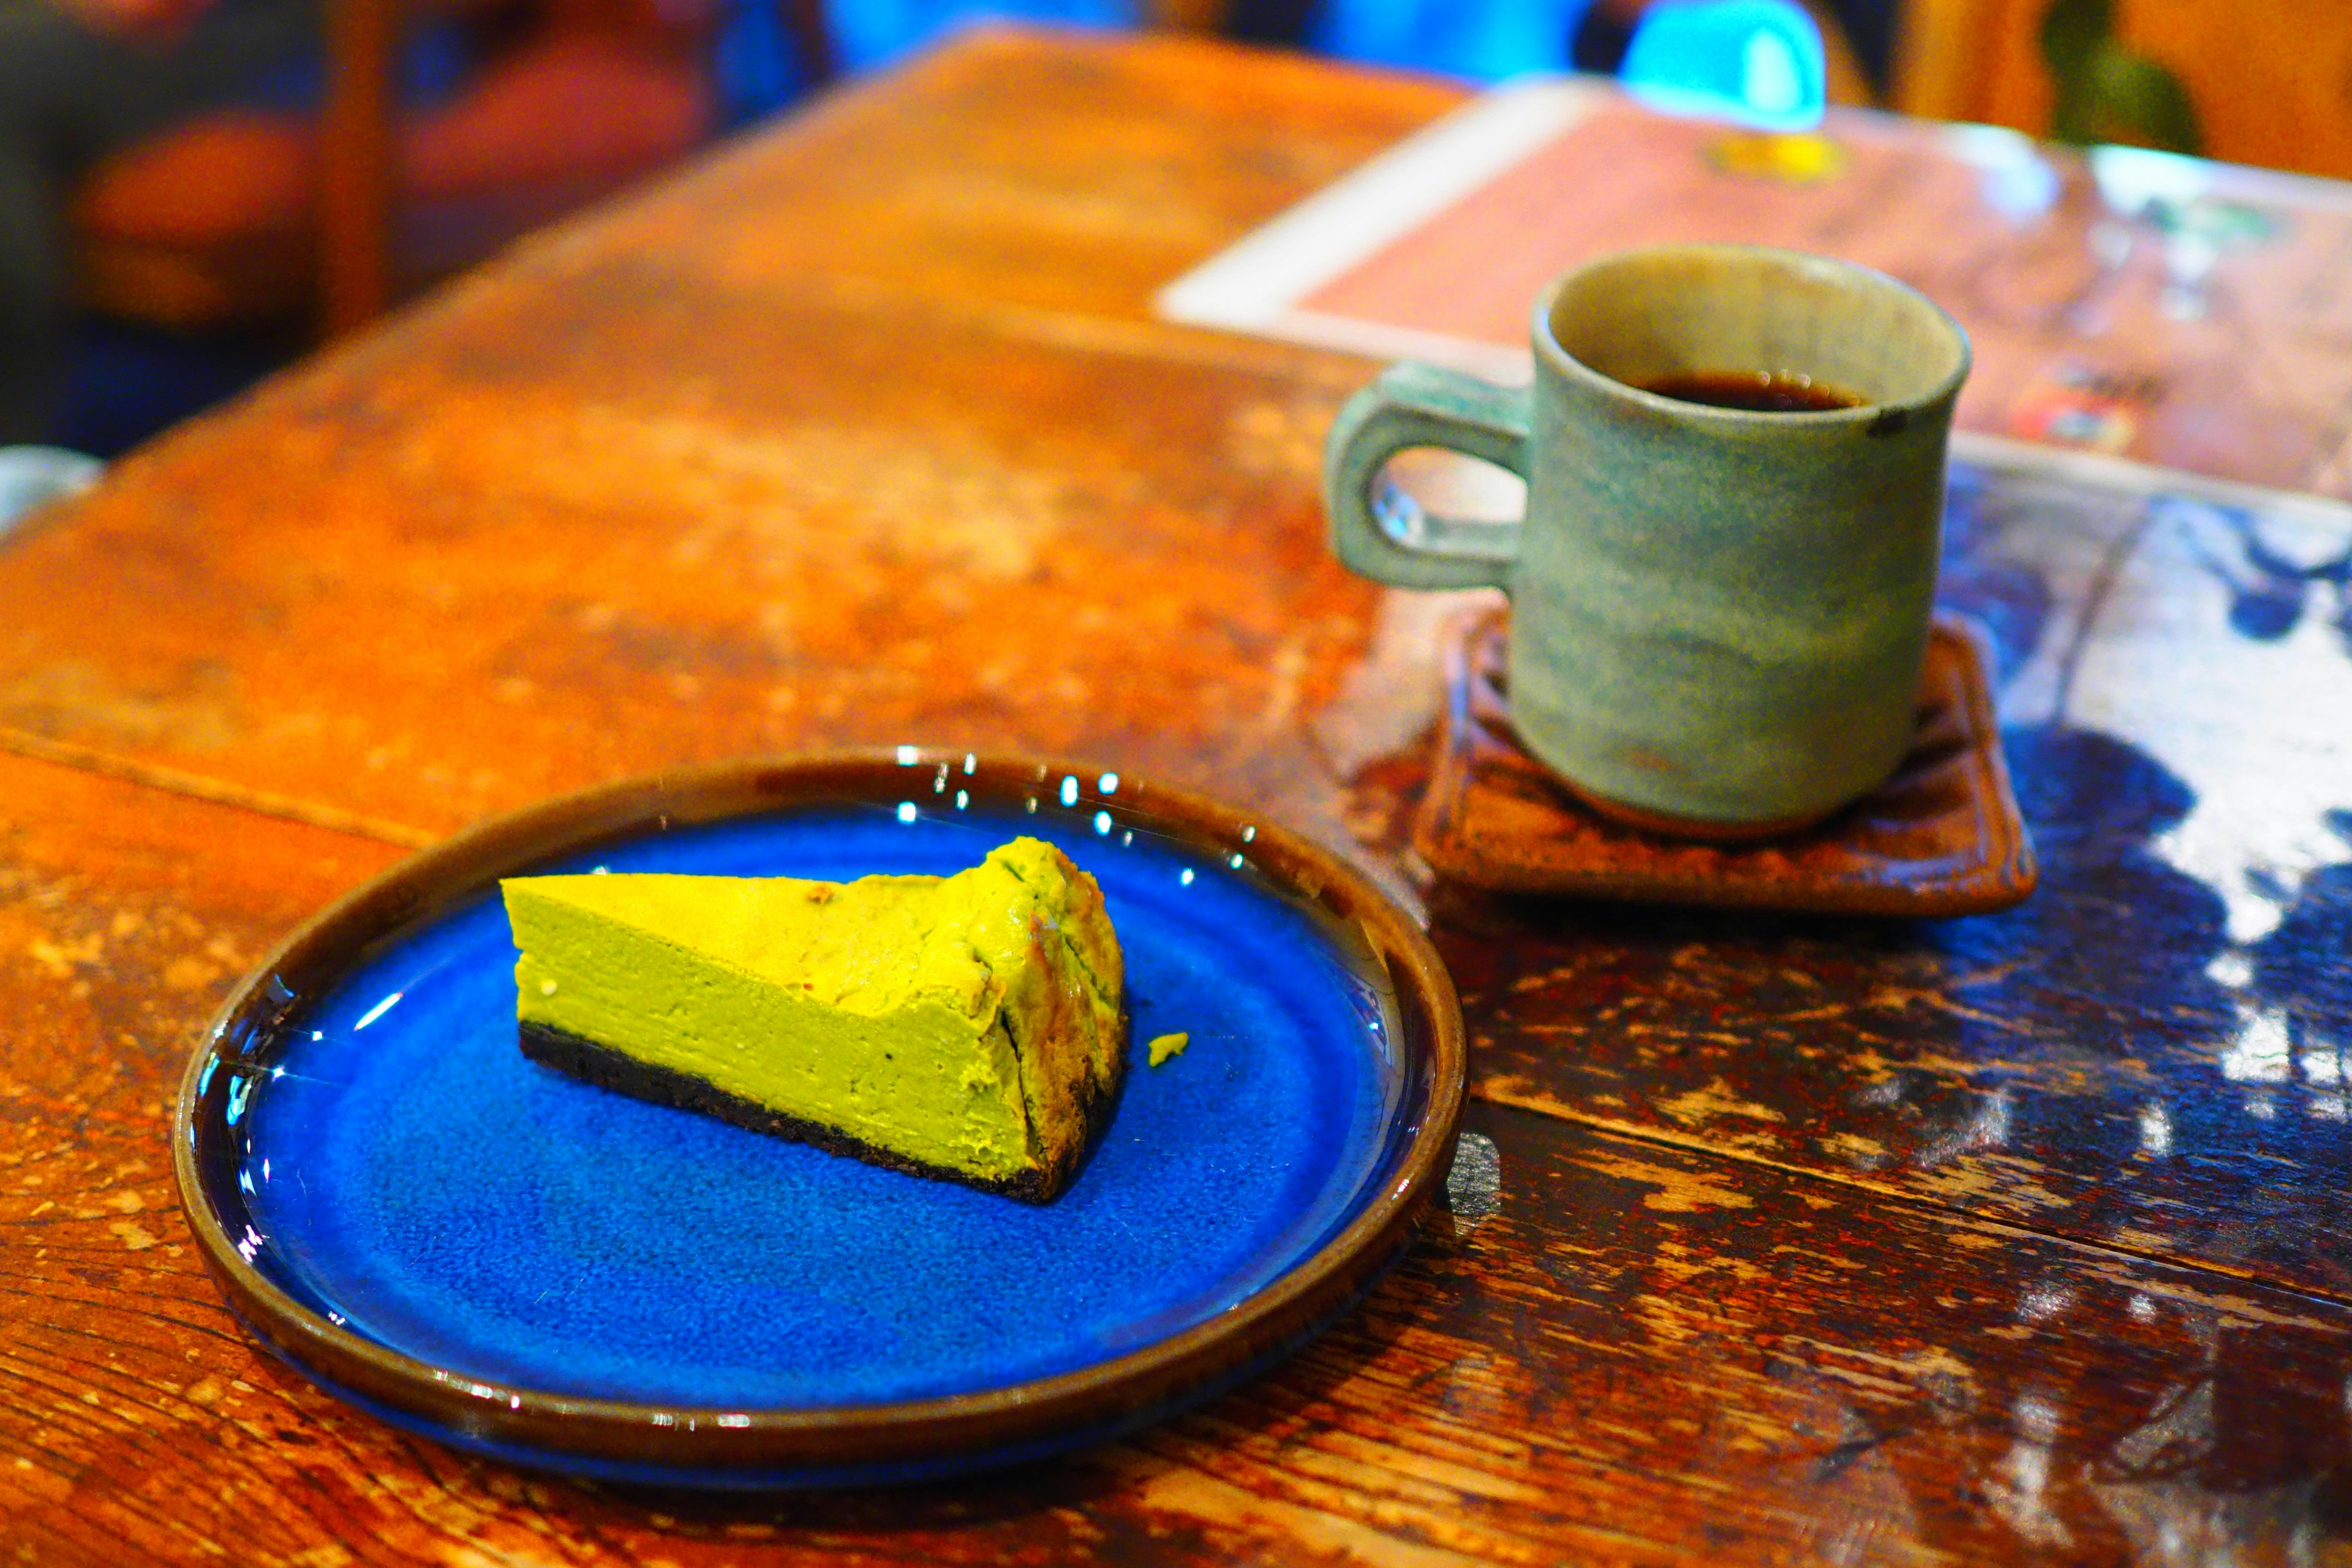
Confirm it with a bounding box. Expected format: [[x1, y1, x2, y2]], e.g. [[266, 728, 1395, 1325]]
[[68, 0, 835, 341], [1144, 0, 1879, 108], [1893, 0, 2352, 179]]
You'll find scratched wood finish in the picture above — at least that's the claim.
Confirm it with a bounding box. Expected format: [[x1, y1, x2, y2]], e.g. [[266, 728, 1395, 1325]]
[[4, 26, 2352, 1564], [8, 756, 2352, 1564], [1412, 463, 2352, 1308], [0, 288, 1367, 840], [555, 26, 1464, 328], [4, 48, 2350, 1309]]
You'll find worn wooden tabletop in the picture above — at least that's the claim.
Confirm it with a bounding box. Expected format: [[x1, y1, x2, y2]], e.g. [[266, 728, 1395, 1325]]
[[5, 26, 2352, 1566]]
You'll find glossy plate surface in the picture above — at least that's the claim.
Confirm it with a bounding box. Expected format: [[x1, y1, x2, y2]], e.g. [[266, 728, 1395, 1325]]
[[174, 756, 1464, 1487]]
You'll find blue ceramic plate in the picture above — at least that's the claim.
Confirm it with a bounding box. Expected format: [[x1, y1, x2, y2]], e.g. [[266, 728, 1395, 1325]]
[[174, 755, 1464, 1487]]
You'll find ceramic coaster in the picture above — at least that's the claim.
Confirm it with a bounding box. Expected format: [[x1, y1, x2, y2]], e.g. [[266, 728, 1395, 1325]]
[[1411, 609, 2037, 916]]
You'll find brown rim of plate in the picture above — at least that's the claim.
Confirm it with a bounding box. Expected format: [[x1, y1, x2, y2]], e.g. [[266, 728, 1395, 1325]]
[[170, 752, 1467, 1474]]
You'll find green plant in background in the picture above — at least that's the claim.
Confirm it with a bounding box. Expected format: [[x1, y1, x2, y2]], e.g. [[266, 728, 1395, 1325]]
[[2041, 0, 2202, 154]]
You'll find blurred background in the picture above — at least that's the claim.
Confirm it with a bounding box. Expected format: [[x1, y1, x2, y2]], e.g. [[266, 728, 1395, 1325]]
[[3, 0, 2344, 461]]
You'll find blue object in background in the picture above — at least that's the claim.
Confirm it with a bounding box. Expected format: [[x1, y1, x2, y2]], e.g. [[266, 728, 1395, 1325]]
[[1621, 0, 1826, 130], [825, 0, 1139, 75], [802, 0, 1611, 86], [1311, 0, 1596, 80], [714, 0, 846, 123]]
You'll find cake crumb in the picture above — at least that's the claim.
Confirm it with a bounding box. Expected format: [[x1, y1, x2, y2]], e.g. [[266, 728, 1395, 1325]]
[[1147, 1032, 1189, 1067], [804, 884, 837, 904]]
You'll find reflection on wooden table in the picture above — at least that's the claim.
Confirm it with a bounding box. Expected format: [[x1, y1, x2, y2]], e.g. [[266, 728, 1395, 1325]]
[[0, 26, 2348, 1567]]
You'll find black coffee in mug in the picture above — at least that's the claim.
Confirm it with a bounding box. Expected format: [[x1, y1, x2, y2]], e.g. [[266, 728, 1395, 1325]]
[[1640, 369, 1864, 413], [1326, 243, 1972, 834]]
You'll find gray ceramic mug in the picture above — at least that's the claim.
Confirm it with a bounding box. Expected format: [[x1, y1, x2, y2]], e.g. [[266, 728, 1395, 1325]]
[[1325, 244, 1970, 837]]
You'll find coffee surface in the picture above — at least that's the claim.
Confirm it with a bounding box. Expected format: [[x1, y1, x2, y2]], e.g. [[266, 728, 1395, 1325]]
[[1639, 370, 1865, 413]]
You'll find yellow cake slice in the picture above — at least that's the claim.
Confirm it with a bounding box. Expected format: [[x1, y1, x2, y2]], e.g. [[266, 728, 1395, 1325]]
[[500, 837, 1126, 1202]]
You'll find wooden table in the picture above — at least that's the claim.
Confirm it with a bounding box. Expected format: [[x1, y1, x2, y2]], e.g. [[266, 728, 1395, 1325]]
[[6, 28, 2351, 1565]]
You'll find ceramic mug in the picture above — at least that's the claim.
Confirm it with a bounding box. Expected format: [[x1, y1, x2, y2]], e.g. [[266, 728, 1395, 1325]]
[[1325, 243, 1970, 837]]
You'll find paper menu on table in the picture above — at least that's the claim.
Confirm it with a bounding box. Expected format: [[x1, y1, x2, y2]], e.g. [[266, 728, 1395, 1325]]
[[1159, 78, 2352, 503]]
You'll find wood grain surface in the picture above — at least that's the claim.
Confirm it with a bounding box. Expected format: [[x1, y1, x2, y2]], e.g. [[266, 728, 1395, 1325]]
[[10, 753, 2351, 1563], [3, 26, 2351, 1566]]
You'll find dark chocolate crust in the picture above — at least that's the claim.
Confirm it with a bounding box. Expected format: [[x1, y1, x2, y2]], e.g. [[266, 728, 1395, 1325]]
[[519, 1020, 1126, 1204]]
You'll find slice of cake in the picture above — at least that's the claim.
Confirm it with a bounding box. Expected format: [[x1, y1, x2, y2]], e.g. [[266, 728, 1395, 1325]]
[[500, 837, 1126, 1202]]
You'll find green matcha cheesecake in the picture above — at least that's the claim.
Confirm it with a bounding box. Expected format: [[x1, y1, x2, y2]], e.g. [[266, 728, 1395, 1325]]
[[500, 837, 1126, 1202]]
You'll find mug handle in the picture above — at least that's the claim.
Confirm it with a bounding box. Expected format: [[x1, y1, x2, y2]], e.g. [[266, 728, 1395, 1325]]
[[1324, 361, 1529, 592]]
